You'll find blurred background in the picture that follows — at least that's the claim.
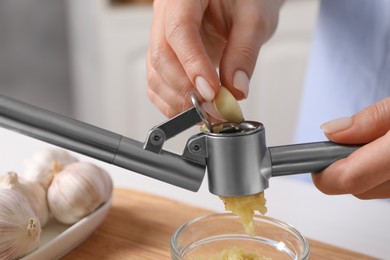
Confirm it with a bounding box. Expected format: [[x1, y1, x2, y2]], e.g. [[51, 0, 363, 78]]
[[0, 0, 389, 258], [0, 0, 313, 145]]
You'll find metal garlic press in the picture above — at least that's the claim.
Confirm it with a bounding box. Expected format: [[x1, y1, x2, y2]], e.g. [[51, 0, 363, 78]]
[[0, 94, 359, 196]]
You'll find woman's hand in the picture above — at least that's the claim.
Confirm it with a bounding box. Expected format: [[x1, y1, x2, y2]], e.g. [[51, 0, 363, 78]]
[[147, 0, 284, 118], [313, 96, 390, 199]]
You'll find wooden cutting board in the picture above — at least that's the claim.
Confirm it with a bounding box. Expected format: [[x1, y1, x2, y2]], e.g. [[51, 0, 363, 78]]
[[63, 188, 376, 259]]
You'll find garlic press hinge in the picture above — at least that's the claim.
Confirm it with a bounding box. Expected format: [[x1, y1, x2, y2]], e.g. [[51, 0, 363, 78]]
[[144, 93, 210, 154]]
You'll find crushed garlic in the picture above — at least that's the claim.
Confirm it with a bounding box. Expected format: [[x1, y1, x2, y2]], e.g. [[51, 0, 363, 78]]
[[220, 192, 267, 237]]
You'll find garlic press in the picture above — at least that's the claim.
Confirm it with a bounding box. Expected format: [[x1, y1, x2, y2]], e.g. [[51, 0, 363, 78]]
[[0, 94, 359, 196]]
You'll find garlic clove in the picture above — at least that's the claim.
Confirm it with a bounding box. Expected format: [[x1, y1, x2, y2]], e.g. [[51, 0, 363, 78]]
[[24, 148, 78, 190], [0, 189, 41, 259], [0, 171, 50, 227], [48, 162, 113, 224], [213, 86, 244, 124]]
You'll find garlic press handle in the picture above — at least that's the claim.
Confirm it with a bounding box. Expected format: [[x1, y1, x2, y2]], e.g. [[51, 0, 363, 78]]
[[0, 95, 206, 192], [269, 141, 361, 176]]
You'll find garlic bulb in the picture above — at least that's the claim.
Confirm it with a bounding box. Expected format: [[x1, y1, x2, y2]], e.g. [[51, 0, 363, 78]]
[[0, 189, 41, 259], [24, 148, 78, 190], [48, 162, 113, 224], [0, 171, 50, 226]]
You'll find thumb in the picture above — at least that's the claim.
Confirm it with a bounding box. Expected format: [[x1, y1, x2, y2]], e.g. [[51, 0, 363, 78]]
[[321, 97, 390, 144]]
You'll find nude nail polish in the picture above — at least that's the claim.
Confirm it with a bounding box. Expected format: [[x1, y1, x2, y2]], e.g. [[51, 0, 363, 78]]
[[195, 76, 215, 102], [233, 70, 249, 98], [321, 117, 353, 133]]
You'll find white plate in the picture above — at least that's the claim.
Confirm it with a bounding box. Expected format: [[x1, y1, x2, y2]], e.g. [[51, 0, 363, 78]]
[[21, 196, 112, 260]]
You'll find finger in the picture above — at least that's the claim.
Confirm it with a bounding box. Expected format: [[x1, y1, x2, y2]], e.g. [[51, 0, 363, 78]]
[[312, 131, 390, 195], [148, 55, 204, 118], [147, 2, 180, 117], [147, 61, 188, 117], [321, 96, 390, 144], [147, 0, 200, 117], [354, 180, 390, 200], [219, 2, 280, 99], [149, 13, 197, 99], [148, 14, 197, 117], [165, 0, 220, 101], [148, 46, 197, 109]]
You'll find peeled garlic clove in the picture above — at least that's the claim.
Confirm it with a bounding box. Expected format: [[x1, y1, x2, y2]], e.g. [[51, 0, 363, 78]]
[[213, 86, 244, 124], [48, 162, 113, 224], [0, 189, 41, 259], [0, 172, 50, 227], [24, 148, 78, 190]]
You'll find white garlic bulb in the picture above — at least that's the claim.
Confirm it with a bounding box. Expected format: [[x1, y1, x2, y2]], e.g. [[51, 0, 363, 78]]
[[0, 171, 50, 226], [0, 189, 42, 259], [48, 162, 113, 224], [24, 148, 78, 190]]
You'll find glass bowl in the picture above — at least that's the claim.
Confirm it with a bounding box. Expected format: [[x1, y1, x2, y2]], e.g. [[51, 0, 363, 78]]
[[171, 213, 309, 260]]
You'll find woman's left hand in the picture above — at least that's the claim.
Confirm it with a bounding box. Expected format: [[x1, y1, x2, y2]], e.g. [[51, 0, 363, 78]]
[[313, 96, 390, 199]]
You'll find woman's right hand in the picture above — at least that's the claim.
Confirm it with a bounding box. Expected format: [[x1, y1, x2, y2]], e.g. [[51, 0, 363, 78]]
[[313, 96, 390, 199], [147, 0, 284, 118]]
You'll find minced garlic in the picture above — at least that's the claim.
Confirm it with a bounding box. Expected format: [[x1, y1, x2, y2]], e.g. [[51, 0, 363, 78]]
[[220, 192, 267, 237]]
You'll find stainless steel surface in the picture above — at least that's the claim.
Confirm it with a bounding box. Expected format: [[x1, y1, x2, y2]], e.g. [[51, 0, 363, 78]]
[[0, 95, 206, 192], [185, 121, 272, 196], [144, 106, 202, 153], [184, 121, 360, 196], [144, 92, 209, 153], [270, 142, 360, 176], [0, 94, 360, 197], [190, 92, 211, 128]]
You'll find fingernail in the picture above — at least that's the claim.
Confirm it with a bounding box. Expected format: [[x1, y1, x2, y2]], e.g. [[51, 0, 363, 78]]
[[195, 76, 215, 102], [202, 102, 224, 121], [320, 117, 353, 133], [233, 70, 249, 98]]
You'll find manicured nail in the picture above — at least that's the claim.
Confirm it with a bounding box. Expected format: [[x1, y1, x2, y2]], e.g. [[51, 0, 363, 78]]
[[202, 102, 224, 121], [195, 76, 215, 102], [233, 70, 249, 98], [320, 117, 353, 134]]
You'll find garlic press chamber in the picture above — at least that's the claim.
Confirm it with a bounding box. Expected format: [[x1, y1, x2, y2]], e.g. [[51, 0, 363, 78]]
[[0, 94, 359, 196]]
